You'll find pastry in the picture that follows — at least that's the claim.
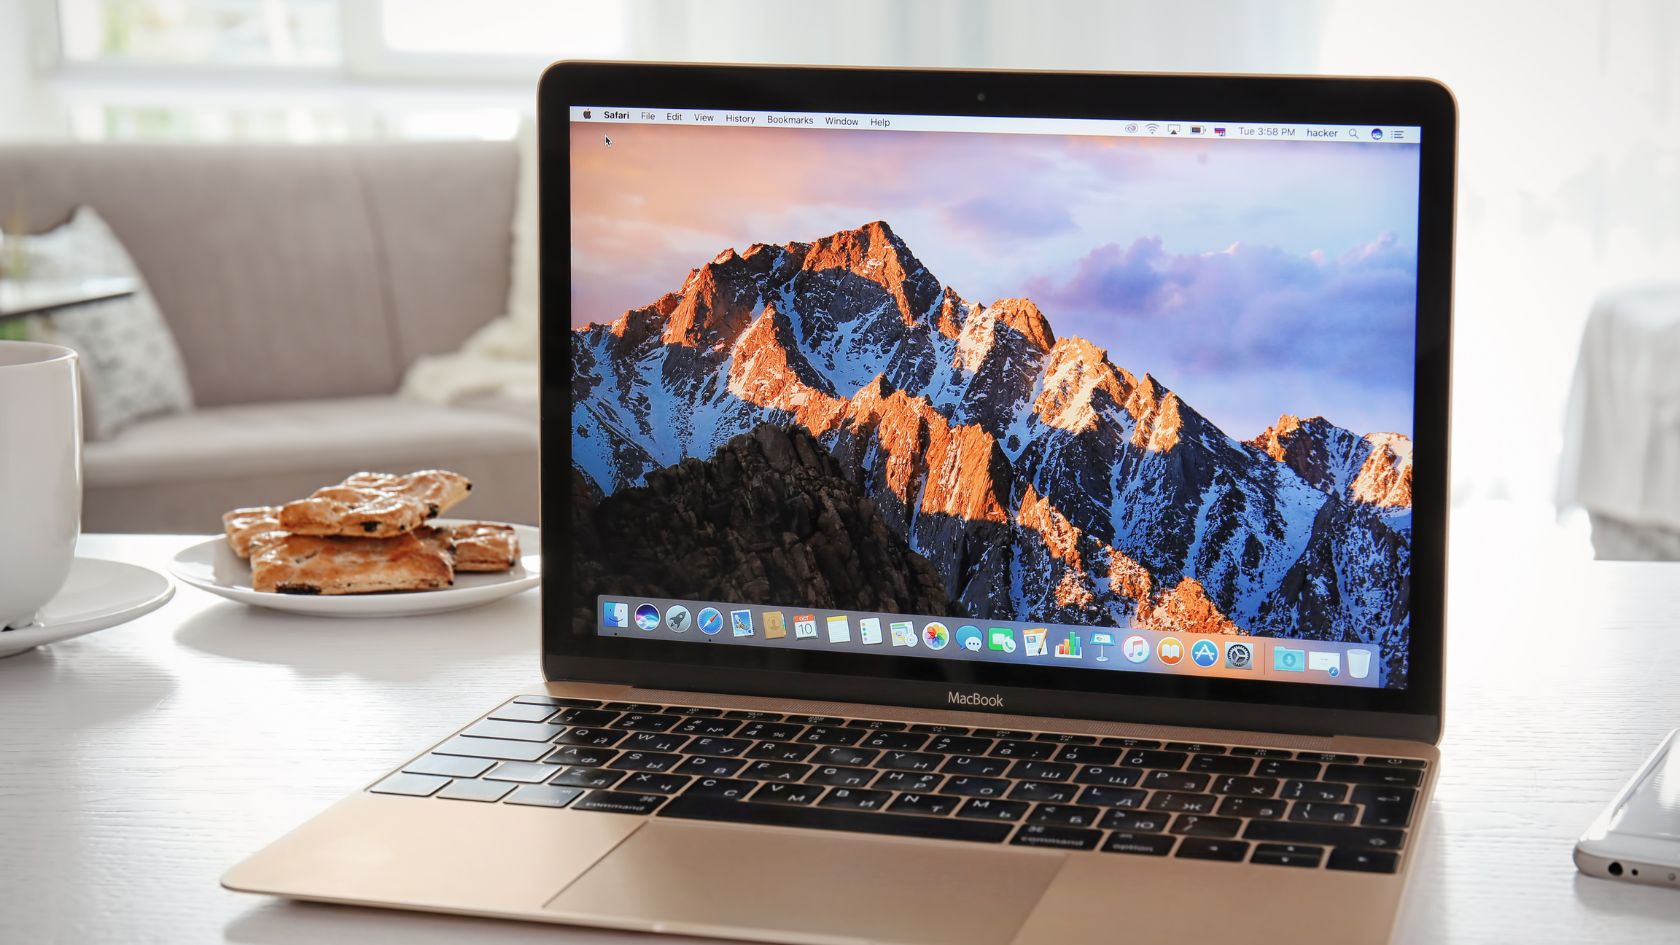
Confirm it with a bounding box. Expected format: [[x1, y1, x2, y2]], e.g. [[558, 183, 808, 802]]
[[448, 522, 520, 572], [222, 506, 287, 559], [251, 531, 454, 595], [278, 486, 431, 538], [341, 469, 472, 518]]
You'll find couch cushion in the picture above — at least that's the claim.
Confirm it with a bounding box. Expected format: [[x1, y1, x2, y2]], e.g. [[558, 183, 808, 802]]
[[82, 397, 539, 532], [0, 142, 517, 408]]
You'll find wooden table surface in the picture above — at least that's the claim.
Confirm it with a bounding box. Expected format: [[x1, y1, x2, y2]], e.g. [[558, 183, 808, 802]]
[[2, 530, 1677, 943]]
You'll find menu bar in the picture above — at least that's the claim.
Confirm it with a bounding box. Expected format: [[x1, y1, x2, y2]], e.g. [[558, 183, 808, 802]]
[[599, 596, 1385, 688], [570, 106, 1421, 144]]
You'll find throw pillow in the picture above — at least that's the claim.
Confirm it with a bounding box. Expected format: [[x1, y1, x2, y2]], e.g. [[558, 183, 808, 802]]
[[20, 206, 195, 440]]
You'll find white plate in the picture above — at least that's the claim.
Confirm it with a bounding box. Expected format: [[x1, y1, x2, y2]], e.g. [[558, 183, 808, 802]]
[[168, 520, 542, 618], [0, 557, 175, 658]]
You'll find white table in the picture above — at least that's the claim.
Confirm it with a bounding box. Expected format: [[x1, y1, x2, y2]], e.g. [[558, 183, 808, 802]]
[[2, 532, 1678, 944]]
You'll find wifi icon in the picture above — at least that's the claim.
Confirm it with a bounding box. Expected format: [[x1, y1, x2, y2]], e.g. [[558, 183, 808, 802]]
[[1145, 122, 1160, 134]]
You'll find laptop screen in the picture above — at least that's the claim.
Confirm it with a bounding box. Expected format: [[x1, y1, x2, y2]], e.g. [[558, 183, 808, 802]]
[[568, 105, 1420, 692]]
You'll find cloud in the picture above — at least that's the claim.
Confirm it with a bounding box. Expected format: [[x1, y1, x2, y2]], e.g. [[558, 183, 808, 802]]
[[942, 193, 1077, 239]]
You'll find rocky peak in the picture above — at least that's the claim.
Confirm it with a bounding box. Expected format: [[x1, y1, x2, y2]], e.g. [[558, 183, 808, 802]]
[[661, 244, 784, 349], [986, 298, 1056, 353], [800, 221, 941, 326], [933, 286, 971, 340], [1351, 432, 1413, 507], [1250, 414, 1413, 508], [1033, 337, 1133, 433], [1125, 374, 1183, 452]]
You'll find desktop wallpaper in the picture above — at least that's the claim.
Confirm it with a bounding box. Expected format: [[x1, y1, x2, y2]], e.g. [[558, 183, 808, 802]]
[[567, 122, 1420, 687]]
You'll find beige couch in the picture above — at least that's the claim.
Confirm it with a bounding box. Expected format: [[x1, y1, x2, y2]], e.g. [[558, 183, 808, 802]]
[[0, 142, 538, 532]]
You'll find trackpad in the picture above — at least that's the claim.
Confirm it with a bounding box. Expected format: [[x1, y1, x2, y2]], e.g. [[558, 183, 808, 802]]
[[545, 821, 1063, 945]]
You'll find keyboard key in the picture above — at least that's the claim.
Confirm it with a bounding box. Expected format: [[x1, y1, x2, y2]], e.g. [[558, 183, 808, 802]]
[[1009, 781, 1078, 803], [1098, 809, 1168, 832], [602, 702, 664, 712], [1176, 837, 1250, 862], [942, 776, 1011, 798], [1256, 759, 1321, 780], [546, 745, 618, 767], [668, 706, 724, 717], [1170, 814, 1241, 837], [975, 729, 1033, 740], [889, 793, 959, 816], [1363, 756, 1428, 769], [661, 794, 1012, 843], [489, 702, 560, 723], [504, 784, 585, 808], [402, 754, 495, 778], [1212, 775, 1279, 798], [1230, 746, 1292, 758], [370, 772, 449, 797], [1074, 765, 1143, 787], [1165, 742, 1225, 754], [1027, 804, 1101, 828], [1353, 785, 1418, 828], [738, 722, 803, 741], [806, 765, 877, 787], [621, 772, 691, 795], [551, 728, 627, 748], [510, 694, 566, 706], [571, 790, 667, 814], [1011, 824, 1101, 851], [1011, 760, 1077, 782], [483, 761, 560, 783], [942, 754, 1011, 777], [1146, 792, 1218, 814], [818, 788, 892, 811], [685, 777, 755, 799], [956, 798, 1030, 822], [928, 736, 993, 755], [675, 755, 746, 778], [746, 741, 816, 763], [1122, 750, 1189, 770], [688, 736, 753, 758], [1282, 780, 1348, 802], [1189, 754, 1253, 775], [1298, 752, 1359, 764], [1327, 848, 1400, 873], [742, 761, 812, 782], [845, 719, 908, 731], [1325, 764, 1423, 787], [1099, 737, 1162, 749], [876, 751, 943, 772], [1217, 796, 1287, 819], [909, 724, 971, 735], [438, 778, 516, 802], [673, 718, 740, 737], [614, 713, 682, 732], [435, 735, 552, 762], [1251, 843, 1324, 868], [722, 710, 784, 721], [1243, 820, 1406, 852], [750, 782, 822, 806], [1056, 745, 1121, 766], [1102, 831, 1175, 856], [789, 714, 844, 726], [877, 770, 944, 793], [622, 732, 690, 754], [1144, 770, 1210, 792], [1290, 802, 1361, 825], [860, 732, 928, 751], [607, 751, 681, 773], [799, 726, 865, 746], [1077, 786, 1149, 809], [814, 746, 879, 767], [1035, 732, 1097, 745], [548, 767, 625, 789], [555, 708, 622, 727], [990, 740, 1058, 761]]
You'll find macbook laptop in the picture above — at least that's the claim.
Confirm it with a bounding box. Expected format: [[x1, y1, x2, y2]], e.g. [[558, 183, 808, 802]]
[[225, 62, 1456, 945]]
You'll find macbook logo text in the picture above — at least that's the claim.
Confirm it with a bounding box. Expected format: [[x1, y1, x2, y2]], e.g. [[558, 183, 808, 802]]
[[947, 691, 1005, 709]]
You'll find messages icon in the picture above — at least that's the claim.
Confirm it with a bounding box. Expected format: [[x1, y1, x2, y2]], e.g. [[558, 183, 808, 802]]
[[955, 625, 983, 652]]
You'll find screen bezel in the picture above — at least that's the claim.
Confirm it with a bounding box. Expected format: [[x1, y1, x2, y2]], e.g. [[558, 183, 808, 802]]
[[539, 61, 1453, 744]]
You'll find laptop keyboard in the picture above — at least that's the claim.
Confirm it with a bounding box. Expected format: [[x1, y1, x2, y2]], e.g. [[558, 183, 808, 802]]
[[371, 695, 1425, 873]]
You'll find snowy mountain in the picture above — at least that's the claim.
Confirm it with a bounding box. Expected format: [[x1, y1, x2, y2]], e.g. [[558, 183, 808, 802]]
[[571, 221, 1414, 684]]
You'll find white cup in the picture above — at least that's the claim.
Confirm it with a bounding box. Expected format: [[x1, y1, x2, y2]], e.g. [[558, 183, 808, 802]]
[[0, 341, 83, 629]]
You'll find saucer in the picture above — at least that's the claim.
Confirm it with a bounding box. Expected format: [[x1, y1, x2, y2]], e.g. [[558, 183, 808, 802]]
[[168, 520, 541, 618], [0, 558, 175, 658]]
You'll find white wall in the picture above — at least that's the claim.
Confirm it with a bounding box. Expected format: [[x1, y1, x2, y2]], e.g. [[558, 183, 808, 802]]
[[0, 0, 64, 139]]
